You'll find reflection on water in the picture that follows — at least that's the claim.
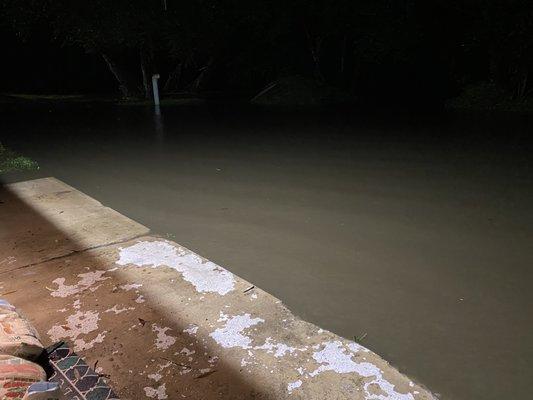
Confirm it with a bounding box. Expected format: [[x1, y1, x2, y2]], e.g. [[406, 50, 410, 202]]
[[153, 105, 165, 144], [1, 102, 532, 400]]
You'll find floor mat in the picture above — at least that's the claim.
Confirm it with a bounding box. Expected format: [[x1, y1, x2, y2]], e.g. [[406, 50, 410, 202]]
[[47, 342, 118, 400]]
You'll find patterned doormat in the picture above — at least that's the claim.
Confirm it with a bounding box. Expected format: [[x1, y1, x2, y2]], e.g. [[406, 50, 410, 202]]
[[46, 342, 119, 400]]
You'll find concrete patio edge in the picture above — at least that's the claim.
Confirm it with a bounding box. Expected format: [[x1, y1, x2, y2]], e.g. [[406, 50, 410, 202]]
[[0, 178, 436, 400]]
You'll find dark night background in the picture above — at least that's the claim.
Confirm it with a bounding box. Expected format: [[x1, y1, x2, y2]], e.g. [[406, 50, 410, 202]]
[[1, 0, 532, 109], [1, 2, 533, 400]]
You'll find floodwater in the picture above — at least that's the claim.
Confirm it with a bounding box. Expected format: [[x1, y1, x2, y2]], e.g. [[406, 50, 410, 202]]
[[1, 101, 532, 400]]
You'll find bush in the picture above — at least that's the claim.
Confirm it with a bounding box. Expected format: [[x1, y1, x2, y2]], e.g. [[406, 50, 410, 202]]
[[447, 82, 533, 112], [0, 143, 39, 173], [447, 82, 507, 110]]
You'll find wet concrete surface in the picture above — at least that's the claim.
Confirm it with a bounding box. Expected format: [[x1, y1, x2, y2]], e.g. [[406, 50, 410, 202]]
[[0, 178, 435, 399], [1, 103, 532, 399]]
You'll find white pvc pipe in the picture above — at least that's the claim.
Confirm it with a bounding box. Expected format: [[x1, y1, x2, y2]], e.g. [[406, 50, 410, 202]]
[[152, 74, 160, 106]]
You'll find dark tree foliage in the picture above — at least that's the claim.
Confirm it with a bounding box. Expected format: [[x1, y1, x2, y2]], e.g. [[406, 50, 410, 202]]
[[1, 0, 532, 105]]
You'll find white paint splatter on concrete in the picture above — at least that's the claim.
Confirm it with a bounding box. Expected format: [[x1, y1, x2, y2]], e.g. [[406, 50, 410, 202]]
[[208, 312, 311, 373], [209, 313, 264, 349], [120, 283, 143, 291], [50, 271, 109, 297], [309, 341, 414, 400], [105, 305, 135, 314], [183, 324, 198, 335], [309, 341, 361, 377], [144, 384, 168, 399], [159, 361, 173, 370], [148, 373, 163, 382], [147, 362, 173, 384], [180, 347, 195, 356], [116, 241, 235, 295], [287, 380, 302, 393], [152, 324, 177, 350], [254, 337, 300, 357], [347, 341, 369, 353], [47, 310, 107, 352]]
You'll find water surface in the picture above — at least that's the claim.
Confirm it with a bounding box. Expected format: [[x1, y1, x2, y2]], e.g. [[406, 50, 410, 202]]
[[2, 102, 532, 400]]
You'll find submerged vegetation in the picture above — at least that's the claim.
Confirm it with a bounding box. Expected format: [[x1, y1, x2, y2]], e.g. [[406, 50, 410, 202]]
[[0, 143, 38, 173], [353, 332, 368, 344]]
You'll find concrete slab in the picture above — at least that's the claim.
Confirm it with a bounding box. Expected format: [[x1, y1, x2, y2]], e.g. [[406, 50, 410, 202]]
[[0, 178, 435, 399], [0, 177, 150, 271]]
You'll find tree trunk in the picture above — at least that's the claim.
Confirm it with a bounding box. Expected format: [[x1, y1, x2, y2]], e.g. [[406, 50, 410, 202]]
[[340, 34, 347, 75], [140, 44, 154, 100], [516, 67, 528, 99], [163, 62, 183, 92], [188, 57, 215, 93], [304, 25, 324, 82], [488, 47, 500, 84], [482, 8, 501, 85], [101, 53, 139, 98]]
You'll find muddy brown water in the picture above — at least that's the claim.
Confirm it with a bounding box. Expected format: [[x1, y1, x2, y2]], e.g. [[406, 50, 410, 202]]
[[1, 102, 532, 400]]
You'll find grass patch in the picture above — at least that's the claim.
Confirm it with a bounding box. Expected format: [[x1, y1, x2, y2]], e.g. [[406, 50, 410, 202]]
[[0, 143, 39, 173], [353, 332, 368, 343], [164, 232, 176, 240]]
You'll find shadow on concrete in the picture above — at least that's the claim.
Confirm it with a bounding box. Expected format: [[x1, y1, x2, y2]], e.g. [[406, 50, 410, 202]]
[[0, 179, 274, 399]]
